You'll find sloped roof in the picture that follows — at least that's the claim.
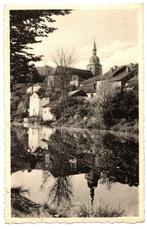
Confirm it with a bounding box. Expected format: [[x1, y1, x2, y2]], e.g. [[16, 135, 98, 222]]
[[82, 75, 103, 85], [110, 67, 138, 82], [35, 89, 50, 98], [112, 65, 126, 77], [55, 66, 94, 79], [68, 89, 87, 97], [78, 85, 96, 93]]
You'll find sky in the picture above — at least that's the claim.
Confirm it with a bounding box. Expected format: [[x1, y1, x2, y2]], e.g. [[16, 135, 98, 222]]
[[29, 7, 141, 73]]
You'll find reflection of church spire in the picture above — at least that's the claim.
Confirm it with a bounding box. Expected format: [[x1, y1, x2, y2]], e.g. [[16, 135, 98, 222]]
[[85, 169, 100, 208], [90, 187, 95, 207]]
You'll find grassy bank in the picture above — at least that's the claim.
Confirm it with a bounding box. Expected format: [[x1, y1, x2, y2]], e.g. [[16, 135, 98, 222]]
[[11, 187, 125, 218]]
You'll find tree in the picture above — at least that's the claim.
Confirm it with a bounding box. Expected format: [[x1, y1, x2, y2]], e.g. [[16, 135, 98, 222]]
[[92, 81, 119, 129], [10, 10, 72, 88], [52, 48, 75, 114], [48, 176, 73, 210]]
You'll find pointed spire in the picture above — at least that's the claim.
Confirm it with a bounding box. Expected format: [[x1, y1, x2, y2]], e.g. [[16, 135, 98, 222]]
[[92, 41, 97, 56], [93, 41, 96, 51]]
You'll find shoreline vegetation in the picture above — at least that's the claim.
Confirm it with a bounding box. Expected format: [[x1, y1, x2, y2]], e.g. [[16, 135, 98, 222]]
[[11, 187, 125, 218], [11, 82, 138, 134], [12, 118, 138, 135]]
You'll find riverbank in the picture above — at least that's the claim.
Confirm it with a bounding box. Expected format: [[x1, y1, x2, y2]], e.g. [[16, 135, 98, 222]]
[[11, 116, 138, 137], [11, 187, 125, 218], [52, 117, 138, 134]]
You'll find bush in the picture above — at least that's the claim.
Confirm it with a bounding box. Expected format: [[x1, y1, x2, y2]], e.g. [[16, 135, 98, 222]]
[[102, 90, 138, 128], [50, 96, 91, 121], [92, 82, 138, 129]]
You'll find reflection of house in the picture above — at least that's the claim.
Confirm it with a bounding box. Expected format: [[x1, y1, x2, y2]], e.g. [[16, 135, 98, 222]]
[[28, 127, 54, 152], [49, 153, 90, 178], [28, 128, 40, 153], [42, 104, 54, 121]]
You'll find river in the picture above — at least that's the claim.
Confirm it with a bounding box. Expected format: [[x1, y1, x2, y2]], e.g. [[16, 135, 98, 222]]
[[11, 125, 139, 217]]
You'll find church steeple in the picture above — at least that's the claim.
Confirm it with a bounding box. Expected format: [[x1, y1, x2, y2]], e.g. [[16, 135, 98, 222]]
[[92, 41, 97, 56], [87, 41, 102, 76]]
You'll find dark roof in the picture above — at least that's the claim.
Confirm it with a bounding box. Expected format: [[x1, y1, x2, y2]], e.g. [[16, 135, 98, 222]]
[[82, 75, 103, 85], [68, 89, 87, 97], [110, 67, 138, 82], [102, 65, 126, 80], [127, 74, 138, 83], [55, 66, 94, 79], [78, 84, 96, 93], [36, 90, 50, 98], [112, 65, 126, 77]]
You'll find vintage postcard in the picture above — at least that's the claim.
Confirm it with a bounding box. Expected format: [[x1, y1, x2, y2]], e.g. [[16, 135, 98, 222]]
[[4, 3, 144, 223]]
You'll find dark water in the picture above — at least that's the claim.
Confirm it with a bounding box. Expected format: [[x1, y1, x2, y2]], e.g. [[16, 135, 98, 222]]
[[11, 125, 139, 217]]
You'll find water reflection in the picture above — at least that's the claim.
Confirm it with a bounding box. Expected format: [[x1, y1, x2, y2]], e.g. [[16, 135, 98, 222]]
[[11, 125, 139, 217]]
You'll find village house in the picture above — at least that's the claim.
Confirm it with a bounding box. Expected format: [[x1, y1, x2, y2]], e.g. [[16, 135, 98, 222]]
[[28, 91, 50, 117], [27, 41, 138, 120], [78, 63, 138, 99]]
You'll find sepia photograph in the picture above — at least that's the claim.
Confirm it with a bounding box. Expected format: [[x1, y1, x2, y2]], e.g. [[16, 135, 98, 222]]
[[4, 3, 144, 223]]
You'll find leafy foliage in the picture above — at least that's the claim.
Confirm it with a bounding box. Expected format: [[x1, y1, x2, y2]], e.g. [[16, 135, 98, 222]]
[[50, 96, 91, 120], [48, 176, 73, 209], [10, 10, 71, 87], [102, 89, 138, 128]]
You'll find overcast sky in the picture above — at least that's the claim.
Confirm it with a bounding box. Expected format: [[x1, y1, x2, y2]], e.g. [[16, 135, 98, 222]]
[[30, 7, 141, 73]]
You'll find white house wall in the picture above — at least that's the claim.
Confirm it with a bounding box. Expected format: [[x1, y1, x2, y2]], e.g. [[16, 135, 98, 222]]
[[40, 126, 54, 141], [39, 97, 50, 116], [42, 107, 54, 121], [97, 80, 121, 94], [29, 93, 40, 117], [28, 128, 40, 153], [27, 84, 41, 94]]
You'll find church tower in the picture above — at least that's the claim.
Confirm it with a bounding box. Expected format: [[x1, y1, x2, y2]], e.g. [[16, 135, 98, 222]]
[[87, 41, 102, 76]]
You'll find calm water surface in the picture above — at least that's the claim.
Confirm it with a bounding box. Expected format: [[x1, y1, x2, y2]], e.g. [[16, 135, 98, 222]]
[[11, 125, 139, 216]]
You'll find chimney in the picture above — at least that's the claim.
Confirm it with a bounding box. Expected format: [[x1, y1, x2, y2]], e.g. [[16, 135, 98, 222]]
[[126, 66, 130, 73]]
